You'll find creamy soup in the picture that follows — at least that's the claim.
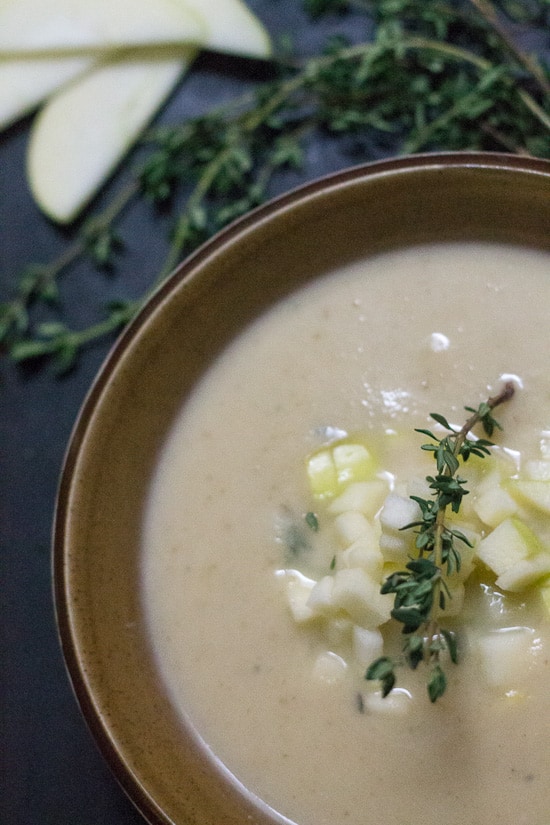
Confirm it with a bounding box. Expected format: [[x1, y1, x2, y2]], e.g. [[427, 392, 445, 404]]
[[142, 242, 550, 825]]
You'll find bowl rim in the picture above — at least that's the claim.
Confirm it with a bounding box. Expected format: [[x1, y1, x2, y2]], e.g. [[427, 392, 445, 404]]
[[52, 149, 550, 824]]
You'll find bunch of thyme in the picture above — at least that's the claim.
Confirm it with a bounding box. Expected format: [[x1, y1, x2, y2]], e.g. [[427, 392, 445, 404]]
[[366, 381, 515, 702], [1, 0, 549, 371]]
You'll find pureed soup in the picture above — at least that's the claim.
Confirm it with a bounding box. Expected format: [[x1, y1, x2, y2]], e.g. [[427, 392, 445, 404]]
[[142, 242, 550, 825]]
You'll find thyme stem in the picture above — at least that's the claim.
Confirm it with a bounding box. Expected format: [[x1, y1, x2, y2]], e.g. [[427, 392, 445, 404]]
[[430, 381, 516, 621]]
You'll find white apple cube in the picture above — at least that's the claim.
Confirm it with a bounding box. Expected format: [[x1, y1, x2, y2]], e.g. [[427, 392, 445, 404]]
[[378, 493, 420, 562], [379, 493, 421, 534], [331, 568, 392, 628], [476, 517, 542, 577], [333, 511, 373, 545], [378, 532, 412, 562], [333, 443, 376, 486], [352, 626, 384, 667], [329, 480, 388, 518], [341, 538, 384, 578], [307, 575, 336, 616], [496, 553, 550, 593], [281, 569, 316, 623], [473, 480, 518, 528], [307, 449, 338, 499]]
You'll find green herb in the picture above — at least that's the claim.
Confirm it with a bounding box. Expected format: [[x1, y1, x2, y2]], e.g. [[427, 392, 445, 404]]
[[305, 511, 320, 531], [284, 523, 311, 555], [366, 381, 515, 702], [1, 1, 548, 370]]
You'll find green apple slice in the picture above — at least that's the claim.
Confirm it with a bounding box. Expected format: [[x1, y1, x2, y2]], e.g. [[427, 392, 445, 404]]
[[0, 54, 93, 130], [27, 50, 195, 223], [0, 0, 271, 58]]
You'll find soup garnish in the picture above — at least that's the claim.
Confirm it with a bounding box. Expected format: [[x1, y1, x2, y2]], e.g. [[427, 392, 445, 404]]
[[282, 380, 550, 707], [366, 381, 515, 702]]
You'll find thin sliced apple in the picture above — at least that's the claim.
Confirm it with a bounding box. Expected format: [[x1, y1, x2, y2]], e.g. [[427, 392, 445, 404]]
[[27, 50, 195, 223], [0, 0, 271, 59], [0, 54, 93, 130]]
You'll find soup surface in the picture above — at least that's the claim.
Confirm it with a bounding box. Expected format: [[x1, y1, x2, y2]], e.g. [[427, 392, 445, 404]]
[[142, 242, 550, 825]]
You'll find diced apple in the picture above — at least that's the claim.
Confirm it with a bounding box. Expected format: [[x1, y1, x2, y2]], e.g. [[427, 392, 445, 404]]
[[379, 532, 412, 563], [352, 626, 384, 667], [507, 479, 550, 515], [333, 511, 373, 545], [307, 449, 338, 499], [341, 537, 384, 578], [333, 443, 376, 487], [472, 472, 518, 528], [306, 575, 335, 616], [329, 480, 388, 518], [378, 493, 420, 562], [496, 554, 550, 593], [307, 441, 377, 499], [476, 626, 538, 688], [331, 567, 392, 628], [0, 0, 271, 59], [379, 493, 421, 534], [282, 569, 316, 623], [476, 517, 543, 577], [27, 52, 194, 223]]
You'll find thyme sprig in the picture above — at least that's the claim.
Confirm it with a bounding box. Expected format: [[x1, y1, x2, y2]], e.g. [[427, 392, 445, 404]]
[[366, 381, 515, 702], [1, 0, 548, 370]]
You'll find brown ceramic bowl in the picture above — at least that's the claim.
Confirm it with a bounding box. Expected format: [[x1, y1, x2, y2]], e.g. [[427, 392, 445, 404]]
[[53, 152, 550, 824]]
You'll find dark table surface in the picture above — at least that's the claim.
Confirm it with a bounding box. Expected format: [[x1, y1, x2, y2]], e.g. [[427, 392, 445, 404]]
[[1, 3, 548, 824]]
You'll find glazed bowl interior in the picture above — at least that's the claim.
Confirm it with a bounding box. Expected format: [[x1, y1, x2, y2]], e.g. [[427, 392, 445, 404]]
[[54, 153, 550, 825]]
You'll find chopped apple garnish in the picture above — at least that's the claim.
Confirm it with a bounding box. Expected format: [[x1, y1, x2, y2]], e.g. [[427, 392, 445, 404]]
[[496, 554, 550, 593], [472, 469, 518, 527], [476, 516, 542, 577], [307, 441, 377, 499], [328, 480, 388, 517]]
